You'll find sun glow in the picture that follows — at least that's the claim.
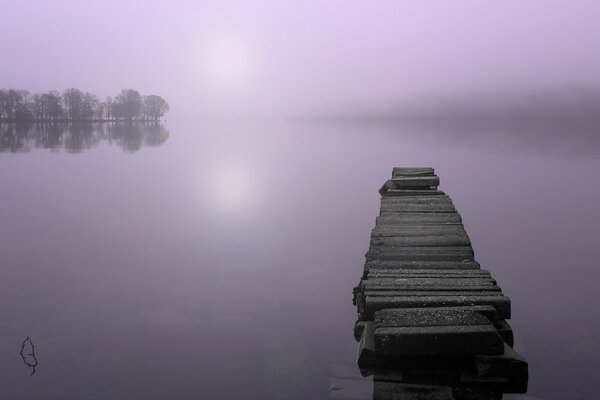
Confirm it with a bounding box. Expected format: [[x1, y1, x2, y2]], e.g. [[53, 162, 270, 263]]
[[200, 161, 263, 218], [199, 33, 256, 90]]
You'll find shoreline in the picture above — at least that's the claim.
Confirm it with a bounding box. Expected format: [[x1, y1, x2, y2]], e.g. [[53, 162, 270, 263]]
[[0, 119, 166, 123]]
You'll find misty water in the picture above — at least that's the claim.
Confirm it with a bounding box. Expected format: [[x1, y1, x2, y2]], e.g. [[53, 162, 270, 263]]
[[1, 120, 599, 400]]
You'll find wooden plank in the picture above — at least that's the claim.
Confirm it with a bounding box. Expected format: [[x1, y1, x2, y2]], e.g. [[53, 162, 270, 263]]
[[364, 287, 502, 295], [354, 168, 525, 376], [364, 284, 503, 298], [364, 295, 511, 319], [366, 246, 474, 261], [357, 321, 378, 367], [388, 176, 440, 188], [379, 177, 440, 195], [376, 325, 504, 356], [494, 320, 514, 347], [371, 225, 467, 238], [380, 204, 457, 213], [363, 290, 506, 297], [376, 213, 462, 225], [376, 305, 498, 322], [354, 320, 368, 341], [365, 260, 481, 271], [475, 343, 528, 379], [374, 309, 504, 356], [382, 189, 446, 197], [370, 235, 471, 247], [367, 269, 492, 278], [374, 308, 492, 328], [366, 275, 495, 284], [392, 167, 435, 177], [381, 195, 452, 204], [362, 277, 497, 288]]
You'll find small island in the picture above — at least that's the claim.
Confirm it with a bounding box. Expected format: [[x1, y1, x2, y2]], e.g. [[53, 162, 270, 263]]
[[0, 88, 169, 122]]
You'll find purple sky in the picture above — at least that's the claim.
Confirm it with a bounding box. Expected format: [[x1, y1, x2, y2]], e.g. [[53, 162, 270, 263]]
[[3, 0, 600, 118]]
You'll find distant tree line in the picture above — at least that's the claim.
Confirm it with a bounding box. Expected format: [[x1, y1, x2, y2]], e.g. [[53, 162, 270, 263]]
[[0, 122, 170, 153], [0, 88, 169, 122]]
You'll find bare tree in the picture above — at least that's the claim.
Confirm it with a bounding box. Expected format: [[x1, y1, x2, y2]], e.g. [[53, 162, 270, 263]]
[[45, 91, 63, 121], [63, 88, 84, 120], [143, 95, 169, 121], [1, 88, 168, 122], [115, 89, 142, 121]]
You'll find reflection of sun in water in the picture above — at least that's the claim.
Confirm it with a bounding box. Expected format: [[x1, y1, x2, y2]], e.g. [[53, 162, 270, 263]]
[[202, 163, 263, 217], [199, 33, 256, 90]]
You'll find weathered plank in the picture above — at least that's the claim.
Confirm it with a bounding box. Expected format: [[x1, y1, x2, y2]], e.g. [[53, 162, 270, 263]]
[[381, 195, 452, 204], [383, 189, 446, 197], [354, 320, 368, 341], [475, 343, 528, 379], [392, 167, 435, 177], [366, 269, 492, 278], [366, 246, 474, 261], [374, 309, 504, 355], [380, 204, 457, 213], [376, 213, 463, 225], [354, 167, 527, 389], [371, 225, 467, 238], [363, 277, 496, 287], [365, 260, 481, 271], [364, 295, 511, 319], [365, 290, 504, 298], [379, 176, 440, 195], [370, 235, 471, 247], [366, 286, 504, 300], [494, 320, 514, 347], [388, 176, 440, 188], [357, 321, 378, 367], [366, 275, 495, 285]]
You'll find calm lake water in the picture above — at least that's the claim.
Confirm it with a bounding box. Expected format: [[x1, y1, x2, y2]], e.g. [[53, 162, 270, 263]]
[[1, 120, 599, 400]]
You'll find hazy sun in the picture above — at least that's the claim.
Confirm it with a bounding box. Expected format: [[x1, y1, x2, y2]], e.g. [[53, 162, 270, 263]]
[[199, 33, 255, 90], [200, 161, 263, 218]]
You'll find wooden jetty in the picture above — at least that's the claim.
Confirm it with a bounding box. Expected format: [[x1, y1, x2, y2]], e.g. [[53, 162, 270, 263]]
[[353, 168, 528, 397]]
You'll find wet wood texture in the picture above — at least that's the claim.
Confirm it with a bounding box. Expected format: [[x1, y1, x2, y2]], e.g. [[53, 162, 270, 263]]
[[354, 167, 528, 393]]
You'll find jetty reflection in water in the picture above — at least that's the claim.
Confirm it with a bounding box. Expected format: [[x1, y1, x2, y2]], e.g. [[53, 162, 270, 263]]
[[361, 359, 525, 400], [0, 122, 169, 153]]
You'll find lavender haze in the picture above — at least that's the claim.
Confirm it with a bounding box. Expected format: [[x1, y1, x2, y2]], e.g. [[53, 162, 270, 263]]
[[2, 2, 600, 400], [3, 0, 600, 118]]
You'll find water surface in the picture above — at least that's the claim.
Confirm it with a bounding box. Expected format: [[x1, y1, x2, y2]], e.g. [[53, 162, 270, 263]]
[[0, 120, 598, 400]]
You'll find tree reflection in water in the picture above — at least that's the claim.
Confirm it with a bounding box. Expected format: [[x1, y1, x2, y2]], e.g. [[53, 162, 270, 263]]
[[0, 122, 169, 153]]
